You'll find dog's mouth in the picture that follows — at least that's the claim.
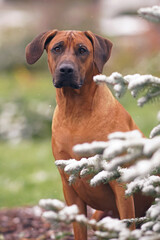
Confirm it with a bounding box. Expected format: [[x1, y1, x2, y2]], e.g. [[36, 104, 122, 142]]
[[53, 79, 83, 89], [53, 62, 84, 89], [53, 73, 84, 89]]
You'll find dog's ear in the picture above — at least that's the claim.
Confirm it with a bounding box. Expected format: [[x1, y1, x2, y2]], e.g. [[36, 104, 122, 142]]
[[25, 30, 58, 64], [84, 31, 112, 73]]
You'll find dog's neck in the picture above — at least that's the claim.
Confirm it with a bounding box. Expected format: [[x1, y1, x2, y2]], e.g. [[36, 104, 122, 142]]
[[55, 69, 114, 120], [55, 72, 97, 116]]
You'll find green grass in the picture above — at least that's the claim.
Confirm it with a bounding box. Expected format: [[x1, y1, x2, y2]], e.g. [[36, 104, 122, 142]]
[[0, 68, 56, 104], [0, 140, 63, 208], [0, 69, 64, 208], [118, 93, 159, 137]]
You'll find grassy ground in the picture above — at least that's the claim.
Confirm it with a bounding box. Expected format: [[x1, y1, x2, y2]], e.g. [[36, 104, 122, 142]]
[[0, 68, 56, 103], [0, 69, 64, 208], [118, 92, 159, 137], [0, 140, 63, 208]]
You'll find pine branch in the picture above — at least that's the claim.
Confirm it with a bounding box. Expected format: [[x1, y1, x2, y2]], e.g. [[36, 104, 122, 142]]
[[39, 199, 129, 239], [93, 73, 160, 107], [138, 6, 160, 23], [120, 147, 160, 182], [39, 198, 160, 240], [150, 112, 160, 138], [90, 169, 120, 187], [73, 141, 108, 157], [138, 90, 160, 107], [150, 124, 160, 138], [126, 176, 160, 197], [55, 131, 160, 187]]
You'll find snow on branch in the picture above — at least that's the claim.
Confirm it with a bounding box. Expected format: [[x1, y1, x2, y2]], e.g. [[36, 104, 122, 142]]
[[39, 198, 160, 240], [93, 73, 160, 107], [138, 6, 160, 23], [150, 112, 160, 138], [139, 198, 160, 236], [73, 141, 108, 157], [126, 176, 160, 197], [121, 149, 160, 182], [39, 198, 122, 228], [90, 169, 120, 187], [102, 134, 160, 183], [39, 198, 65, 211], [94, 73, 160, 138], [108, 130, 143, 140], [150, 124, 160, 139], [55, 155, 105, 184], [39, 198, 131, 239], [55, 130, 160, 188], [94, 72, 160, 140], [39, 199, 80, 224]]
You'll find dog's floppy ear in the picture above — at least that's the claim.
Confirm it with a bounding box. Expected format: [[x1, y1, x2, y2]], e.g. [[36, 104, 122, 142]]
[[84, 31, 112, 73], [25, 30, 58, 64]]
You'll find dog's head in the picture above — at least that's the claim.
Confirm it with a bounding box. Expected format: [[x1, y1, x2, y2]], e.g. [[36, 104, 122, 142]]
[[26, 30, 112, 89]]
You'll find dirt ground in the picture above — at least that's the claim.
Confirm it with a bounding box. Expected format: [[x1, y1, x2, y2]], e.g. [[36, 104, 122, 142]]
[[0, 206, 95, 240]]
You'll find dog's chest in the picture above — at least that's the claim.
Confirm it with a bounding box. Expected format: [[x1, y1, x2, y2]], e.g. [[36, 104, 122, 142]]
[[52, 119, 92, 155], [51, 106, 112, 157]]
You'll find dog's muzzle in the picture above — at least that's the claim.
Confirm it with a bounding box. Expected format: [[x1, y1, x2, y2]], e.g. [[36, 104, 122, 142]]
[[53, 62, 83, 89]]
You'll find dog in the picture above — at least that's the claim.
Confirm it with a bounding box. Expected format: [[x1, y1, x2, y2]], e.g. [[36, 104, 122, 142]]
[[26, 30, 153, 240]]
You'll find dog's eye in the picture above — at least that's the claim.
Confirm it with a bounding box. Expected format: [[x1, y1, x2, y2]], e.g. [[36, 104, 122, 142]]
[[52, 46, 62, 53], [54, 46, 61, 53], [79, 46, 88, 55]]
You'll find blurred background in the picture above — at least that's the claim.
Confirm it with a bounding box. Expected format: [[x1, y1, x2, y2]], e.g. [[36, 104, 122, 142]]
[[0, 0, 160, 208]]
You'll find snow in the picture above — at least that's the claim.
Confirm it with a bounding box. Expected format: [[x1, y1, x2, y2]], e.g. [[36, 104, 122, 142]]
[[73, 141, 108, 156], [141, 221, 154, 231], [143, 137, 160, 156], [90, 170, 118, 186], [150, 125, 160, 139], [97, 216, 127, 232], [93, 73, 160, 109], [127, 74, 160, 90], [126, 176, 160, 196], [147, 202, 160, 219], [32, 206, 43, 217], [138, 6, 160, 22], [153, 222, 160, 232], [75, 214, 87, 224], [108, 130, 142, 140], [43, 211, 58, 221], [39, 199, 65, 211], [58, 205, 79, 222]]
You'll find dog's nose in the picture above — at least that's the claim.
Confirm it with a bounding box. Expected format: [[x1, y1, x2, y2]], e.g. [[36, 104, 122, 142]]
[[59, 63, 74, 75]]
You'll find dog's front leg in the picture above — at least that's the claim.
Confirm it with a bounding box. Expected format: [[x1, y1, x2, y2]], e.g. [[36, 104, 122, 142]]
[[109, 180, 135, 230], [59, 169, 87, 240]]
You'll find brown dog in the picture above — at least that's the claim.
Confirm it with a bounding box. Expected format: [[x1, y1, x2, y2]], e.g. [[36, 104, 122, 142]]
[[26, 30, 152, 240]]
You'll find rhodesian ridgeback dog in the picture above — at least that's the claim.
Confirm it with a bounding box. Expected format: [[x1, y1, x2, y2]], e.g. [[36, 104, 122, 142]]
[[26, 30, 152, 240]]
